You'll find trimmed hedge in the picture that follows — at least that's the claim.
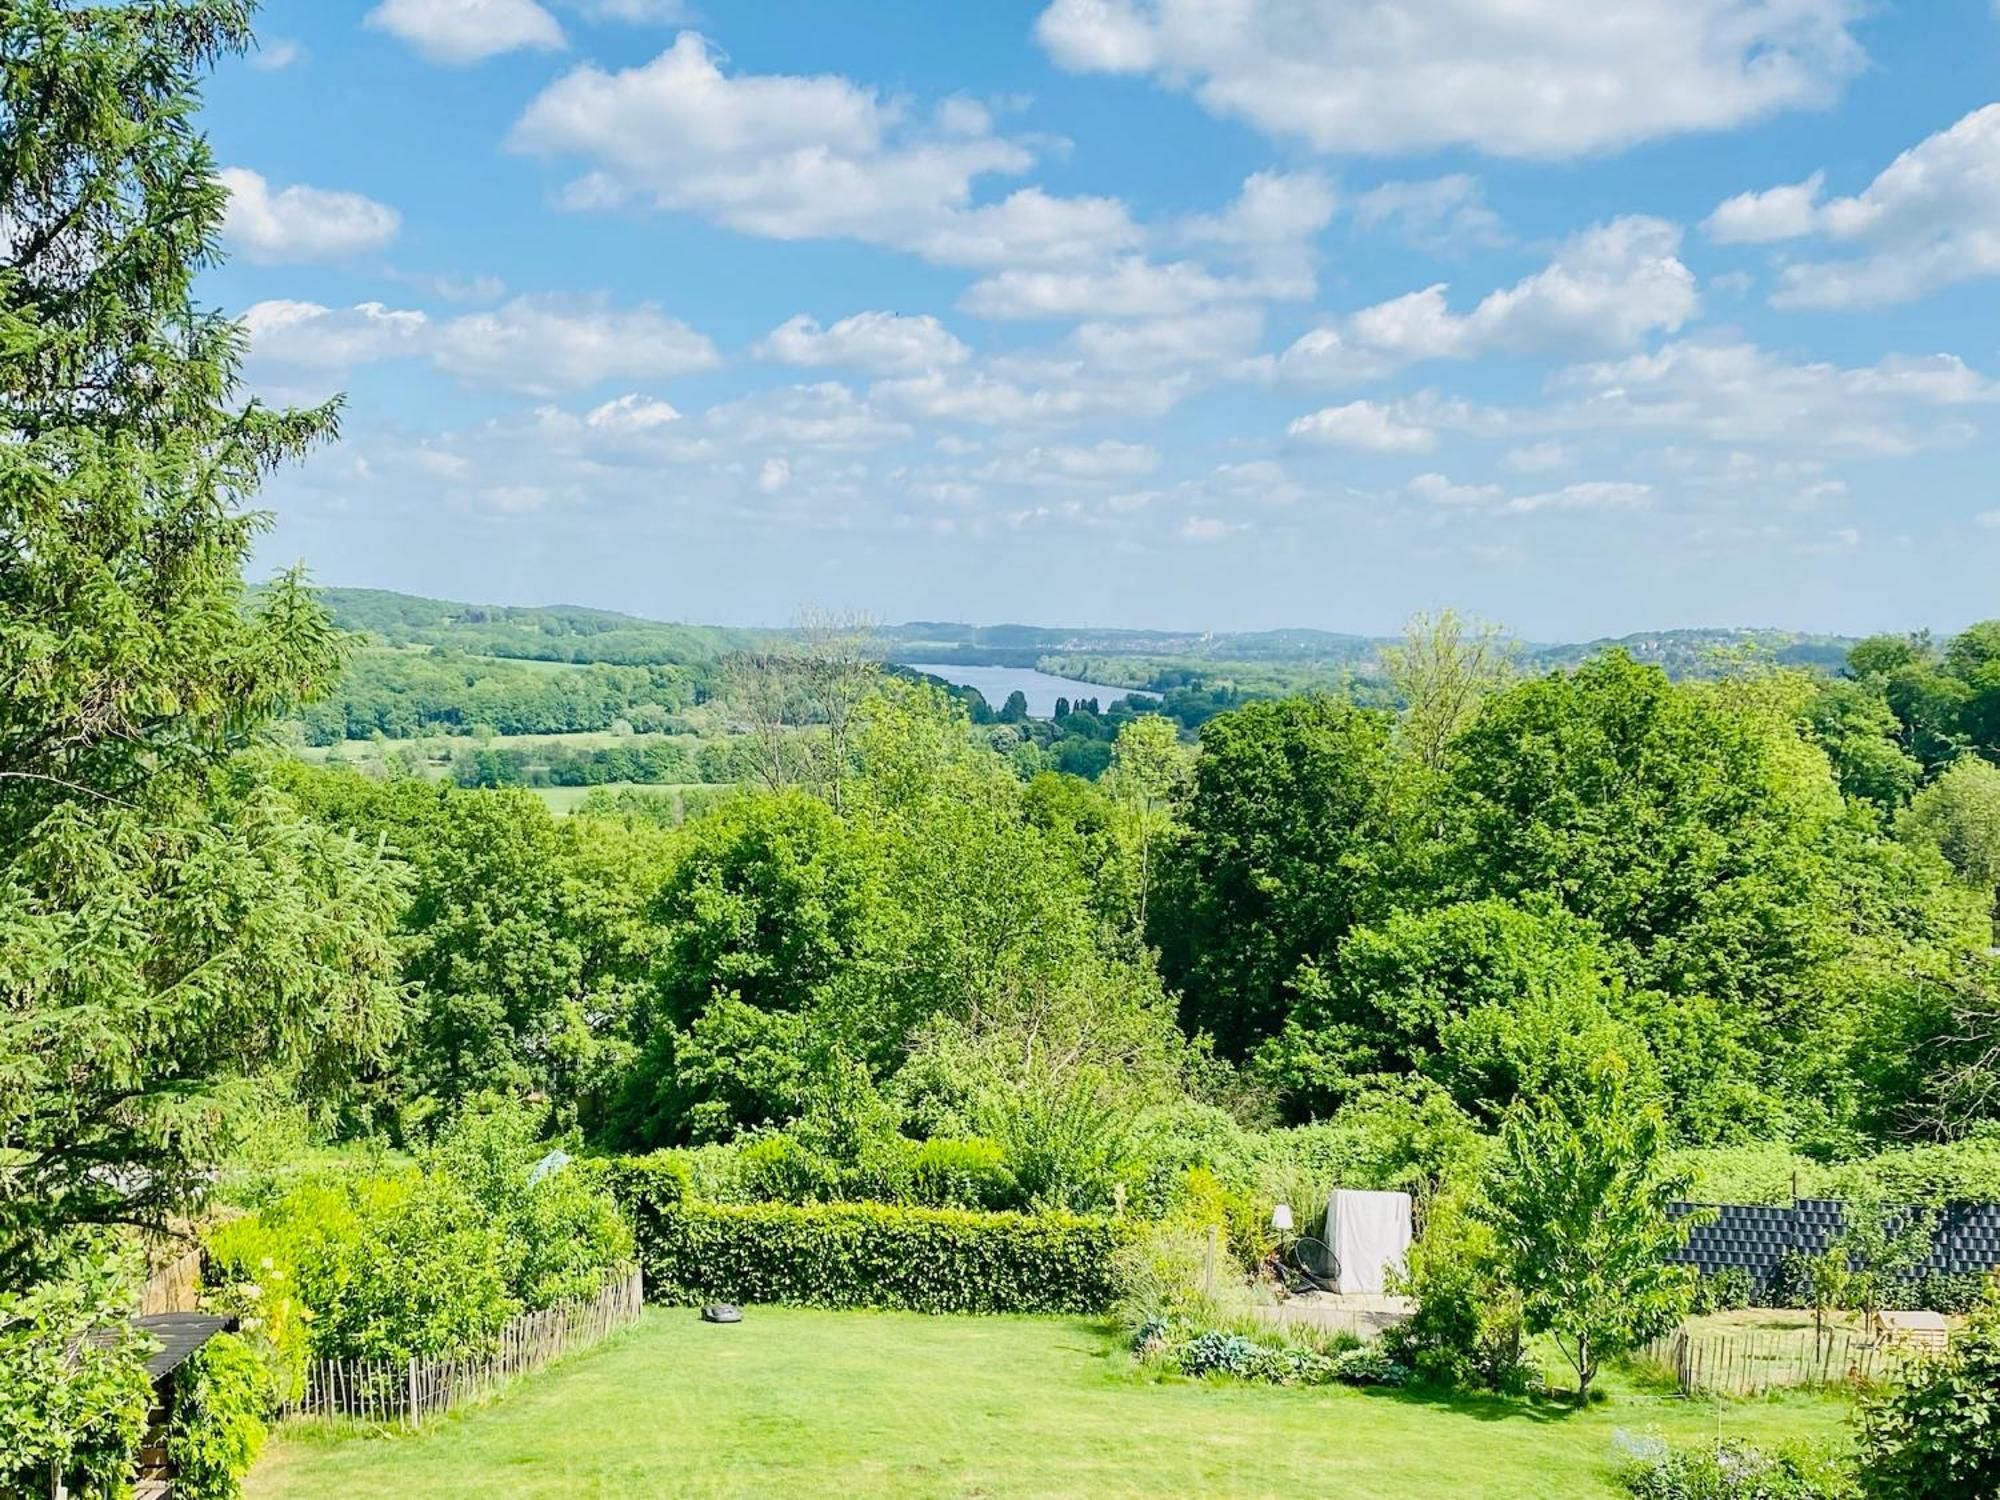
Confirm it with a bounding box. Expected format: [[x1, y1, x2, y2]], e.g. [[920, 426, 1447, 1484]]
[[636, 1200, 1131, 1314]]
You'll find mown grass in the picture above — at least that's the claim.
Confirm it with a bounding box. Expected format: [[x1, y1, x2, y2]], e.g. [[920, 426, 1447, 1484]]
[[247, 1306, 1851, 1500]]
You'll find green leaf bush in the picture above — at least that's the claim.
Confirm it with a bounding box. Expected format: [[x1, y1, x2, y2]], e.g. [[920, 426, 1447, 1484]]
[[1132, 1316, 1407, 1389], [1856, 1288, 2000, 1500], [165, 1332, 269, 1500], [198, 1217, 312, 1407], [635, 1200, 1130, 1314], [205, 1112, 635, 1366], [1620, 1440, 1857, 1500], [0, 1255, 151, 1500]]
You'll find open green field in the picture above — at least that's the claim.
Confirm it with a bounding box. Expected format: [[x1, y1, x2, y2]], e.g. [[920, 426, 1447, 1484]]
[[528, 782, 706, 814], [247, 1308, 1850, 1500]]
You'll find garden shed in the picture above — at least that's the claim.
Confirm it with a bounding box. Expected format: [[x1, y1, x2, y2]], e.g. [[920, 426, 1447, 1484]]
[[76, 1313, 235, 1500]]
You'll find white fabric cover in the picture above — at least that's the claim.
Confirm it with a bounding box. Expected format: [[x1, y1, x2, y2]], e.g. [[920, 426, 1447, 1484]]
[[1326, 1189, 1413, 1295]]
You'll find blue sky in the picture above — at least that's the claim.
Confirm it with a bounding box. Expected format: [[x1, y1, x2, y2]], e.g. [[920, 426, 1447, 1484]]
[[211, 0, 2000, 638]]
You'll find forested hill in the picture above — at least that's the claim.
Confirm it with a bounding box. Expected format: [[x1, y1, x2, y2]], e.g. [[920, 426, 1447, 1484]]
[[317, 586, 1855, 677], [315, 587, 771, 665]]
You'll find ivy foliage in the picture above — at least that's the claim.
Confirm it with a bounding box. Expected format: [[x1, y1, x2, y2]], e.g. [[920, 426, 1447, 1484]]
[[165, 1332, 268, 1500], [0, 1255, 151, 1500]]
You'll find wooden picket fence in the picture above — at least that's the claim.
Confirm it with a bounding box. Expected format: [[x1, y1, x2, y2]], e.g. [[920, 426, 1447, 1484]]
[[1641, 1325, 1905, 1398], [279, 1266, 643, 1429]]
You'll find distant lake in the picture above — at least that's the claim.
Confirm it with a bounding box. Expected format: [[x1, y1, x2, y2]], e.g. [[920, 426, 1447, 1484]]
[[901, 663, 1143, 719]]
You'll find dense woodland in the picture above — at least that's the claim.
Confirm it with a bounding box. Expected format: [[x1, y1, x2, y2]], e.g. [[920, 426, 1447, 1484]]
[[256, 617, 2000, 1172]]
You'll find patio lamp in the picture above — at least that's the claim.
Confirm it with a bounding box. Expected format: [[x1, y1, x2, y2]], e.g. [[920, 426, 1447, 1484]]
[[1271, 1202, 1294, 1234]]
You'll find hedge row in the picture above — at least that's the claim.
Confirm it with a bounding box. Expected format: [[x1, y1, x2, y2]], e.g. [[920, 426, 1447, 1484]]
[[634, 1200, 1131, 1314]]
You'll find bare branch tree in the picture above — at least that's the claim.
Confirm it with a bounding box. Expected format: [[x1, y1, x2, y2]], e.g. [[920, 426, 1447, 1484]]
[[1382, 608, 1516, 774], [721, 608, 881, 812]]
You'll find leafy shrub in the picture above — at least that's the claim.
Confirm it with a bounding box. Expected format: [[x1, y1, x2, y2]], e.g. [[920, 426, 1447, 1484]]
[[165, 1333, 269, 1500], [278, 1172, 516, 1362], [209, 1175, 494, 1363], [900, 1137, 1021, 1211], [1110, 1225, 1217, 1335], [593, 1151, 693, 1219], [636, 1200, 1129, 1314], [601, 1136, 1022, 1215], [1621, 1440, 1857, 1500], [1177, 1329, 1273, 1378], [1136, 1316, 1407, 1389], [1669, 1133, 2000, 1208], [1690, 1266, 1755, 1315], [207, 1150, 632, 1364], [1329, 1344, 1410, 1386], [976, 1066, 1144, 1214], [1384, 1189, 1531, 1393], [736, 1135, 844, 1203], [0, 1255, 151, 1500], [424, 1110, 634, 1310], [199, 1218, 310, 1407], [1856, 1289, 2000, 1499], [1894, 1271, 1992, 1317]]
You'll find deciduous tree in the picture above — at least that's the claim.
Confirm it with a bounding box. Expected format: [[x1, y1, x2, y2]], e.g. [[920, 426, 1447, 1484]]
[[1477, 1054, 1700, 1403]]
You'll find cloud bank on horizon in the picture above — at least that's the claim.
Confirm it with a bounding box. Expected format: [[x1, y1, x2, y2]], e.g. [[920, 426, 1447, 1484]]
[[213, 0, 2000, 636]]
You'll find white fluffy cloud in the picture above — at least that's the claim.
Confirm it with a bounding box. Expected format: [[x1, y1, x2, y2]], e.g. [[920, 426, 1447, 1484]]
[[1406, 471, 1650, 516], [243, 295, 718, 396], [1288, 399, 1438, 452], [704, 382, 913, 450], [1353, 175, 1507, 252], [1505, 480, 1654, 515], [242, 299, 427, 372], [873, 358, 1191, 427], [975, 440, 1161, 485], [1316, 339, 2000, 463], [1408, 472, 1504, 507], [366, 0, 565, 65], [572, 0, 689, 18], [429, 297, 718, 394], [959, 257, 1242, 320], [1541, 340, 2000, 456], [584, 393, 683, 432], [758, 312, 969, 374], [1708, 106, 2000, 308], [1065, 305, 1266, 372], [911, 189, 1140, 270], [249, 37, 302, 71], [1501, 440, 1576, 474], [1178, 170, 1336, 291], [1033, 0, 1864, 159], [1277, 217, 1696, 382], [1703, 172, 1826, 244], [220, 168, 399, 263], [512, 32, 1143, 273]]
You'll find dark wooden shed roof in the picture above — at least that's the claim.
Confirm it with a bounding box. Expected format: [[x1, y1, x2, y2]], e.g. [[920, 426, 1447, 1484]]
[[87, 1313, 233, 1382], [136, 1314, 232, 1380]]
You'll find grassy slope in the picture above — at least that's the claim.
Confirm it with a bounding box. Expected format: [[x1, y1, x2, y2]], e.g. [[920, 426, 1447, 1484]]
[[248, 1308, 1849, 1500]]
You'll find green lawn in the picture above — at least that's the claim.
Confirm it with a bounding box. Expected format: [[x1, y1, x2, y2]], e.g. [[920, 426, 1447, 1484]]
[[247, 1308, 1851, 1500]]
